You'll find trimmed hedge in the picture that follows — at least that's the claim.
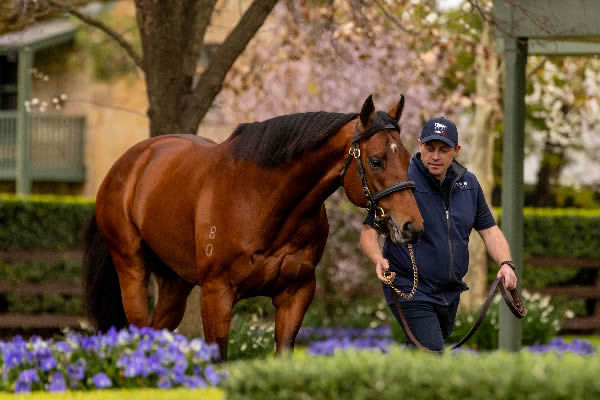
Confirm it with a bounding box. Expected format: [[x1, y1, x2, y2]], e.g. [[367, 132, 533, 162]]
[[223, 348, 600, 400], [0, 194, 94, 249], [0, 195, 598, 256], [497, 207, 600, 258]]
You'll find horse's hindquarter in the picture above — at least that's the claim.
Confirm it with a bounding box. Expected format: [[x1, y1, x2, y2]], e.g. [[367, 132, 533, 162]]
[[98, 135, 222, 283]]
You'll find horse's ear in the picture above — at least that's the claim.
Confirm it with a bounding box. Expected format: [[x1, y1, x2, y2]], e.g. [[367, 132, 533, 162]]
[[388, 94, 405, 122], [360, 94, 375, 128]]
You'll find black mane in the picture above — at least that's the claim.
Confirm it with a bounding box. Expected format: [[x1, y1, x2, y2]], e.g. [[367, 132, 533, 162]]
[[229, 112, 358, 168]]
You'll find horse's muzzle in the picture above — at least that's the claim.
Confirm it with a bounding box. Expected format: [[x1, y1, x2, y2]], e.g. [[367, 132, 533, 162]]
[[390, 219, 422, 245]]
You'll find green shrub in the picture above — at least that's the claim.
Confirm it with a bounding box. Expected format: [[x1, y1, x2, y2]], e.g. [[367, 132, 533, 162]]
[[223, 348, 600, 400], [0, 194, 94, 249]]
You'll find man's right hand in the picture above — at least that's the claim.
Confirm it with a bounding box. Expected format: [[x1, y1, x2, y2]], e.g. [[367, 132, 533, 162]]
[[375, 257, 394, 283]]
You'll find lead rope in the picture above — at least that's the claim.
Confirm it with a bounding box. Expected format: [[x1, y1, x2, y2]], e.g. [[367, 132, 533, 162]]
[[382, 246, 526, 353]]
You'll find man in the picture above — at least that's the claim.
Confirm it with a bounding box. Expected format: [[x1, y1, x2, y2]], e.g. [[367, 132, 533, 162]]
[[360, 116, 518, 351]]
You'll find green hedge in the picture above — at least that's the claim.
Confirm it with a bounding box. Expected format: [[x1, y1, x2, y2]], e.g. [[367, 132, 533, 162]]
[[0, 194, 94, 249], [223, 348, 600, 400], [0, 195, 597, 256], [496, 207, 600, 258]]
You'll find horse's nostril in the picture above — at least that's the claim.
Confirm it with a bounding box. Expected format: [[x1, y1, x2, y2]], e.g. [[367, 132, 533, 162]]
[[402, 221, 423, 244]]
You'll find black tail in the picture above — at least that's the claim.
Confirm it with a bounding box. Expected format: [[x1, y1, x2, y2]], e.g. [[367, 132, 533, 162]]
[[83, 212, 128, 332]]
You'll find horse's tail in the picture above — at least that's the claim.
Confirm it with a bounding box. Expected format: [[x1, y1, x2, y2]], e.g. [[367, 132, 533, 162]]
[[83, 211, 128, 332]]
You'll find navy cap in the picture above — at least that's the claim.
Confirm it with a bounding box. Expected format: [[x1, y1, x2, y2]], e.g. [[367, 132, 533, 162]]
[[420, 117, 458, 147]]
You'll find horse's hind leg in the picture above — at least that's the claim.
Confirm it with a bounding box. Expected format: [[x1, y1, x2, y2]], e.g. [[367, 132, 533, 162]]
[[110, 249, 151, 327]]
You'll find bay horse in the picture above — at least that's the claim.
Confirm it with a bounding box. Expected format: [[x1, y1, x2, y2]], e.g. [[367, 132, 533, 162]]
[[84, 94, 423, 360]]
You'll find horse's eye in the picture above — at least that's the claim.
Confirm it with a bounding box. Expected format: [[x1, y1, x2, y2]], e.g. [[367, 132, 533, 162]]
[[369, 158, 383, 169]]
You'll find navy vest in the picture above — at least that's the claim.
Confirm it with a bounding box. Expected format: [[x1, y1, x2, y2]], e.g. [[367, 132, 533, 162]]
[[375, 154, 495, 306]]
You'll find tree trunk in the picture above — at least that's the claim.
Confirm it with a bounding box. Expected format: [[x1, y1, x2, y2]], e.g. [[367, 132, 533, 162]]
[[533, 140, 564, 207], [134, 0, 279, 136], [462, 22, 499, 310]]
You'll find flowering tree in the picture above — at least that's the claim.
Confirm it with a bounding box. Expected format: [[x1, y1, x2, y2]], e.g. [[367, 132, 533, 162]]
[[526, 56, 600, 206]]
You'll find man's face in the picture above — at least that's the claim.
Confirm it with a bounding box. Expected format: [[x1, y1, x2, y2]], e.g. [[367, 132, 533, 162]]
[[418, 139, 460, 179]]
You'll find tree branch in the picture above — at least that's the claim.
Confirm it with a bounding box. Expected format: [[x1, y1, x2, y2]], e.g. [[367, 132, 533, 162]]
[[183, 0, 218, 80], [183, 0, 279, 125], [527, 56, 548, 79], [47, 0, 144, 70], [372, 0, 422, 36]]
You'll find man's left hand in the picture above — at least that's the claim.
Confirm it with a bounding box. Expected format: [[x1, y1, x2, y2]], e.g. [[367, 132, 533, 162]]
[[497, 265, 517, 290]]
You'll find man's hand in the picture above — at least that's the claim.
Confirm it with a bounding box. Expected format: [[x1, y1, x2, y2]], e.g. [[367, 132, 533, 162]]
[[375, 257, 394, 283], [497, 265, 517, 290]]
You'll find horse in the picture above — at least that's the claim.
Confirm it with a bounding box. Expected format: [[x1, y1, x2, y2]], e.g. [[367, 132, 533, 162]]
[[83, 94, 424, 360]]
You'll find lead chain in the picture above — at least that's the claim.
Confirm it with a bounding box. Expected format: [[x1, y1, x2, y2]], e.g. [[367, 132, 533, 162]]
[[383, 244, 418, 300]]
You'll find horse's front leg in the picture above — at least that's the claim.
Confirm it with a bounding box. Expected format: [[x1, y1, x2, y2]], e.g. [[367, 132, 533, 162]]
[[272, 272, 316, 353], [201, 282, 234, 361]]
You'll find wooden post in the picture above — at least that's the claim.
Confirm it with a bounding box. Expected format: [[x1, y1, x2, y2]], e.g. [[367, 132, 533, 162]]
[[499, 37, 527, 351], [16, 46, 32, 194]]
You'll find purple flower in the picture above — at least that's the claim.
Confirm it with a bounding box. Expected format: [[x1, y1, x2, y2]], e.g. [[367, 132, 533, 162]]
[[527, 337, 596, 355], [157, 374, 172, 389], [40, 356, 57, 372], [54, 341, 71, 355], [92, 372, 112, 389], [47, 372, 67, 393], [183, 375, 206, 389], [66, 358, 86, 382], [3, 350, 24, 369], [18, 368, 40, 384], [15, 380, 31, 393], [203, 365, 221, 386]]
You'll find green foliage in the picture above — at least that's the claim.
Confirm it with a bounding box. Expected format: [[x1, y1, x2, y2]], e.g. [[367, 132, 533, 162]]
[[0, 259, 82, 314], [0, 194, 94, 249], [223, 349, 600, 400], [228, 300, 276, 361], [303, 296, 390, 330], [75, 12, 141, 81]]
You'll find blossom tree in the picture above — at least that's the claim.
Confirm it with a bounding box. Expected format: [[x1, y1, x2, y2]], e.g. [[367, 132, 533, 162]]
[[526, 56, 600, 206]]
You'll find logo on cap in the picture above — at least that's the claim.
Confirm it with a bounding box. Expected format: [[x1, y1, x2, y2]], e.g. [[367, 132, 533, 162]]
[[434, 122, 447, 135]]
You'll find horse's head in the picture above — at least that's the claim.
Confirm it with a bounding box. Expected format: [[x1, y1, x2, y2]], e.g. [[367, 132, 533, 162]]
[[342, 95, 424, 245]]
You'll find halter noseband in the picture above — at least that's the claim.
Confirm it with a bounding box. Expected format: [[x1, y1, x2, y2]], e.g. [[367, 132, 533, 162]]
[[339, 120, 416, 234]]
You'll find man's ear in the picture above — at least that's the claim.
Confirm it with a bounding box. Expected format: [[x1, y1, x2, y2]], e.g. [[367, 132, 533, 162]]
[[360, 94, 375, 128], [387, 94, 405, 122]]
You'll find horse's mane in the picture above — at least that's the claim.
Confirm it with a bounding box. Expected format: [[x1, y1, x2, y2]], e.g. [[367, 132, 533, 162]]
[[229, 112, 359, 168]]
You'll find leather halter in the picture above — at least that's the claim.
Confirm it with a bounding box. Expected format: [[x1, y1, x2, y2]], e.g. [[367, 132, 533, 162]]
[[340, 120, 416, 233]]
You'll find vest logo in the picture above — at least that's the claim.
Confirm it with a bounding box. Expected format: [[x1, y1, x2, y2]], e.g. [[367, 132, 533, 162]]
[[434, 122, 447, 135], [454, 181, 468, 190]]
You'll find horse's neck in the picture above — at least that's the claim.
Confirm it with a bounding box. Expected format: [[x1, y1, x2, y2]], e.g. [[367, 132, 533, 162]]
[[248, 126, 352, 230]]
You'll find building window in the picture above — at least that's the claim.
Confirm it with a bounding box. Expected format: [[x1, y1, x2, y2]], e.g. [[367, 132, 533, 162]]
[[0, 52, 18, 110]]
